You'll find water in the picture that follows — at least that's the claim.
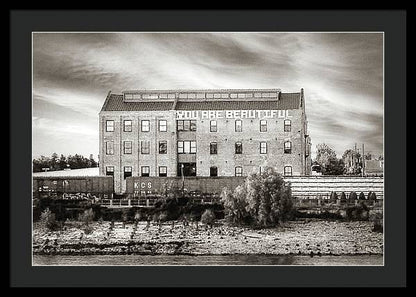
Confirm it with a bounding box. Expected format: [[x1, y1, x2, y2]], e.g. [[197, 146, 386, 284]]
[[33, 254, 383, 266]]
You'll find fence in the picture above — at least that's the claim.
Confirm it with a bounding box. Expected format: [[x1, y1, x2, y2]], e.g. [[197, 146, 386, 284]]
[[285, 176, 384, 200]]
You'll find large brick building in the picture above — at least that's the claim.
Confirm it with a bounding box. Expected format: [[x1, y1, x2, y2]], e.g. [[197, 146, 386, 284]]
[[99, 88, 312, 193]]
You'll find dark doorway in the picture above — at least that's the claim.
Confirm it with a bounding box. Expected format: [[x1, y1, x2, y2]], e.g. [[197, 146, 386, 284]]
[[178, 163, 196, 177], [210, 166, 218, 177]]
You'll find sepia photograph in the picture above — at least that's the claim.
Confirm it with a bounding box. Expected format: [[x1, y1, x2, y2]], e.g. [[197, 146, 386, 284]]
[[31, 32, 385, 267]]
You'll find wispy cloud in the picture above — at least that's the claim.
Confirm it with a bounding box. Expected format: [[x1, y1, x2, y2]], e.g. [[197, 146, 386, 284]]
[[32, 32, 383, 159]]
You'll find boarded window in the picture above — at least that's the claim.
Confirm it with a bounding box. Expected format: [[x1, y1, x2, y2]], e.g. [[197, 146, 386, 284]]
[[123, 141, 132, 154], [235, 120, 242, 132], [210, 120, 217, 132], [159, 141, 167, 154], [235, 166, 243, 177], [210, 142, 217, 154], [235, 142, 243, 154], [210, 166, 218, 177], [106, 142, 114, 155], [141, 141, 150, 154]]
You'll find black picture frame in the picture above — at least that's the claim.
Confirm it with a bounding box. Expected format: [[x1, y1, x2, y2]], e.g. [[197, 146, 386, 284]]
[[10, 9, 406, 287]]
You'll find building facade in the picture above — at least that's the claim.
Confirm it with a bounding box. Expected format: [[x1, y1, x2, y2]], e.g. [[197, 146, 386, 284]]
[[99, 88, 312, 193]]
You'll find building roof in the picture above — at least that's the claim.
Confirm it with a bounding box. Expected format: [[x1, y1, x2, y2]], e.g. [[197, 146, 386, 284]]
[[100, 91, 301, 112]]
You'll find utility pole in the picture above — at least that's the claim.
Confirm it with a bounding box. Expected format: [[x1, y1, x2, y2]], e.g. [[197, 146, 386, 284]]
[[362, 143, 365, 177]]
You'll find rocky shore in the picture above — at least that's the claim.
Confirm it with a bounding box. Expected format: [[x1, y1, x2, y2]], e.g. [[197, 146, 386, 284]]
[[33, 219, 383, 256]]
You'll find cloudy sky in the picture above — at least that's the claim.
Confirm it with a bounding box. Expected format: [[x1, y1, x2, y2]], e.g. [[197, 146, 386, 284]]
[[32, 32, 383, 160]]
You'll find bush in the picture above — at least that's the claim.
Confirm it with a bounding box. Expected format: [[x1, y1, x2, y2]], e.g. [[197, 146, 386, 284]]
[[349, 191, 357, 202], [78, 208, 94, 226], [201, 209, 216, 227], [346, 204, 369, 221], [340, 192, 347, 203], [330, 191, 338, 202], [359, 192, 366, 200], [40, 207, 59, 231], [221, 167, 293, 227], [370, 192, 377, 201]]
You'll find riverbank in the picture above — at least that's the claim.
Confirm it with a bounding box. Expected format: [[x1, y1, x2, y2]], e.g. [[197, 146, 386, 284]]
[[33, 219, 383, 256]]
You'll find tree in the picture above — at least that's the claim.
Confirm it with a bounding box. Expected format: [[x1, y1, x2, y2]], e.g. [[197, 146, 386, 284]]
[[221, 168, 293, 227], [315, 143, 337, 174], [342, 149, 362, 175], [325, 157, 345, 175]]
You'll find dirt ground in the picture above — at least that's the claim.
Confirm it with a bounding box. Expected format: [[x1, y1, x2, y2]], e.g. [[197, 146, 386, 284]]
[[32, 219, 383, 255]]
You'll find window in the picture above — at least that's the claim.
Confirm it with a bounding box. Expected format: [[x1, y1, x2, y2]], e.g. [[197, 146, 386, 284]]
[[124, 166, 132, 179], [106, 166, 114, 176], [177, 141, 184, 154], [177, 141, 196, 154], [177, 120, 184, 131], [235, 166, 243, 177], [159, 141, 167, 154], [284, 166, 293, 176], [141, 120, 150, 132], [210, 166, 218, 177], [235, 142, 243, 154], [141, 141, 150, 154], [260, 142, 267, 154], [190, 120, 197, 131], [235, 120, 242, 132], [159, 166, 167, 177], [159, 120, 167, 132], [141, 166, 150, 177], [210, 120, 217, 132], [123, 141, 132, 154], [190, 141, 197, 153], [177, 120, 197, 131], [106, 141, 114, 155], [106, 120, 114, 132], [284, 141, 292, 154], [123, 120, 132, 132], [210, 142, 217, 154], [260, 120, 267, 132], [284, 119, 291, 132]]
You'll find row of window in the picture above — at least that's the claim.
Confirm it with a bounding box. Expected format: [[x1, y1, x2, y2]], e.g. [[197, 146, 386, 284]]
[[105, 119, 292, 133], [106, 141, 293, 155], [105, 165, 293, 178], [106, 120, 168, 132]]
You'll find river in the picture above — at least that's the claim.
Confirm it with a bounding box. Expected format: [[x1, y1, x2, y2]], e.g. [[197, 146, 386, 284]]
[[33, 254, 383, 266]]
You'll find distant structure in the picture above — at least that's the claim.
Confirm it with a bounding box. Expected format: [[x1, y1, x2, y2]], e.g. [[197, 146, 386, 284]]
[[364, 159, 384, 176], [99, 88, 312, 193]]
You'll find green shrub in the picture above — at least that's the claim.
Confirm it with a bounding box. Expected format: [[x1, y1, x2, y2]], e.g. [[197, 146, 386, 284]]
[[359, 192, 366, 200], [370, 192, 377, 201], [201, 209, 216, 227], [330, 191, 338, 202]]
